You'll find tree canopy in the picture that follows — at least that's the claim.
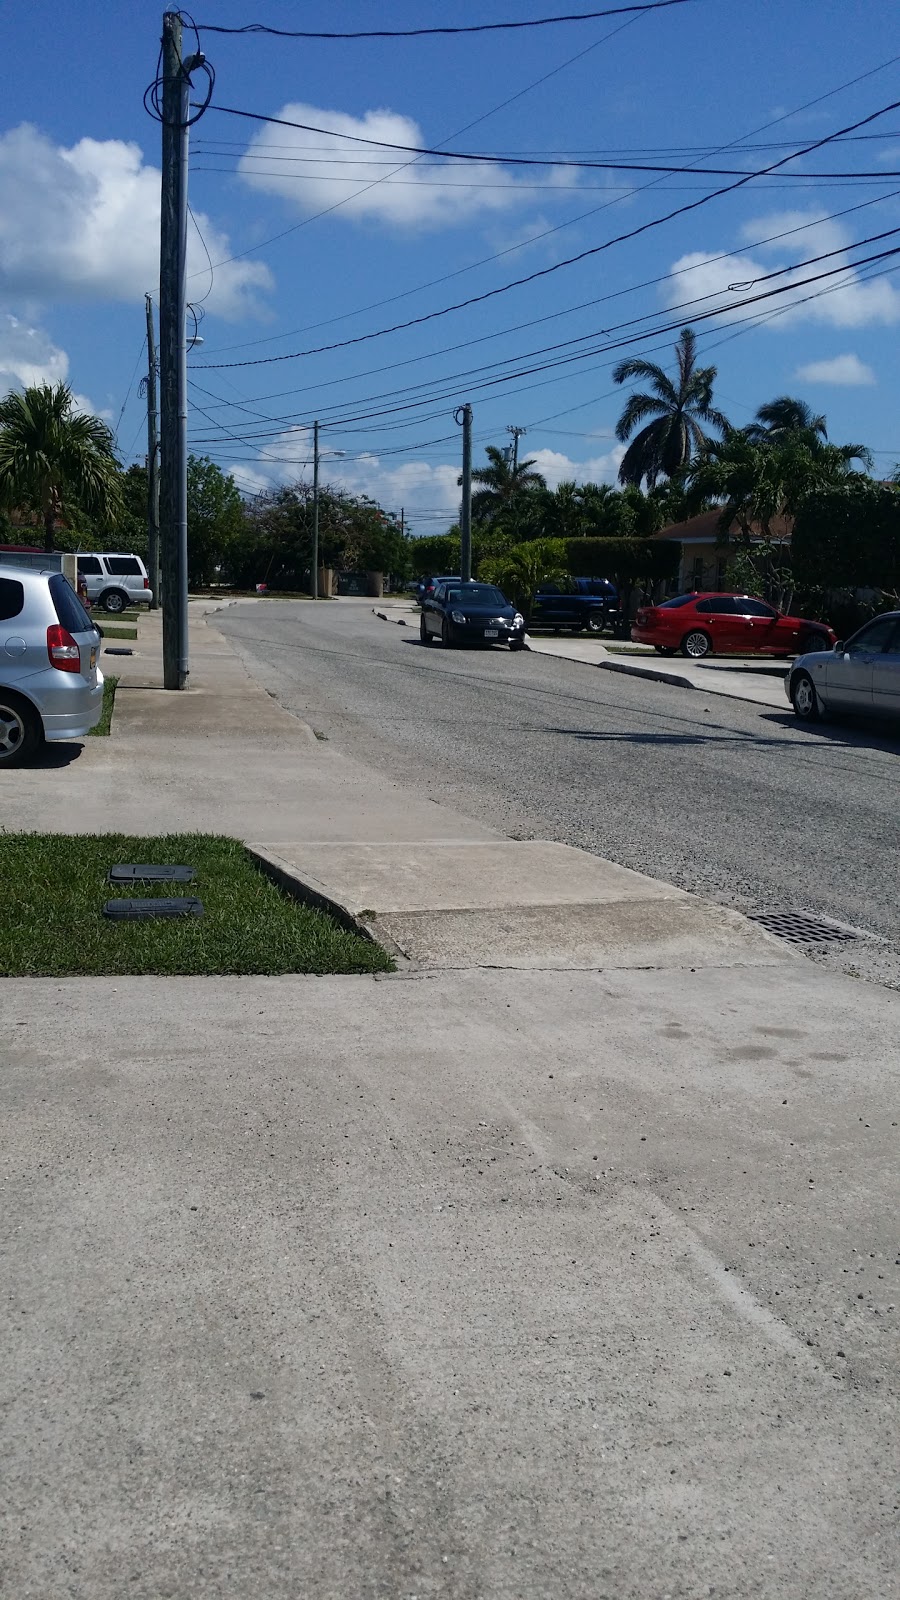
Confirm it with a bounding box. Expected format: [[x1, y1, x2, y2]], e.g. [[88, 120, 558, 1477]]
[[0, 382, 122, 551]]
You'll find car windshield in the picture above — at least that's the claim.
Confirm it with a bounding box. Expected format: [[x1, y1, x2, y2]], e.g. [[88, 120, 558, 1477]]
[[446, 584, 506, 607]]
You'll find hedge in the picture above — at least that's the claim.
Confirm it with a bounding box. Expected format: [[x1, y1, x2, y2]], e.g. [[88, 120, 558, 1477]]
[[561, 536, 682, 584], [792, 485, 900, 594]]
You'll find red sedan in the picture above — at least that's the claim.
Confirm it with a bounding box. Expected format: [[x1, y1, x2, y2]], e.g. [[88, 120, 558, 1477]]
[[632, 593, 836, 660]]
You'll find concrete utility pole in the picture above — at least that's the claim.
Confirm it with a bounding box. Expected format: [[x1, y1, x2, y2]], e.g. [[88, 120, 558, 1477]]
[[506, 424, 527, 470], [159, 11, 203, 688], [456, 404, 473, 582], [312, 420, 320, 600], [144, 294, 160, 610]]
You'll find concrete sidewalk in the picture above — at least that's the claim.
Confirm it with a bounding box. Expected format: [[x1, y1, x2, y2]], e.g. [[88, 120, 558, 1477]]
[[3, 600, 897, 1600], [525, 633, 790, 708]]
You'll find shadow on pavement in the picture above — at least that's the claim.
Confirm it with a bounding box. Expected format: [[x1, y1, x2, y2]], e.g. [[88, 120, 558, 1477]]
[[29, 742, 87, 769], [760, 711, 900, 756]]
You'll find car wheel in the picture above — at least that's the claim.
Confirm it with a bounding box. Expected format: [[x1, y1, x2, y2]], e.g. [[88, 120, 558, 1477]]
[[419, 615, 432, 644], [584, 611, 605, 634], [800, 631, 830, 654], [0, 691, 43, 767], [101, 588, 128, 614], [681, 629, 712, 659], [790, 669, 820, 721], [509, 638, 526, 652], [441, 618, 453, 647]]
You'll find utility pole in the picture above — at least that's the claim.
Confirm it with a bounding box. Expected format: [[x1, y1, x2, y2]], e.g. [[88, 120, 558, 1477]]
[[159, 12, 203, 688], [144, 294, 160, 610], [311, 419, 320, 600], [456, 404, 473, 581], [506, 424, 527, 470]]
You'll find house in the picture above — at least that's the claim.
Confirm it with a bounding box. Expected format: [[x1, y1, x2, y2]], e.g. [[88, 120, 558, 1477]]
[[651, 510, 793, 592]]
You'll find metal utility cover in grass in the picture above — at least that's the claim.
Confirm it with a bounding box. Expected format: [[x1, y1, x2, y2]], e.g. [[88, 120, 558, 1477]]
[[103, 897, 204, 920], [109, 864, 195, 884], [104, 647, 133, 656]]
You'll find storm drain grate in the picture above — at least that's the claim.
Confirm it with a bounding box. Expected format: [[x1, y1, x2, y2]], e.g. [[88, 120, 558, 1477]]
[[748, 909, 863, 945]]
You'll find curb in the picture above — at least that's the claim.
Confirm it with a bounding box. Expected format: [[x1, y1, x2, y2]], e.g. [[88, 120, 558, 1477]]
[[600, 658, 697, 691], [246, 845, 410, 964]]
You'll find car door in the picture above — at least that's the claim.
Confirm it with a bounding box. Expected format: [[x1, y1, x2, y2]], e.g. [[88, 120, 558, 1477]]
[[425, 584, 444, 634], [824, 615, 897, 712], [871, 618, 900, 719], [531, 584, 564, 627], [77, 555, 103, 602], [694, 596, 737, 650], [733, 597, 781, 653]]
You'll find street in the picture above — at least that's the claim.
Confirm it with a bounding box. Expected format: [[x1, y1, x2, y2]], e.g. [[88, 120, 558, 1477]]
[[218, 600, 900, 989]]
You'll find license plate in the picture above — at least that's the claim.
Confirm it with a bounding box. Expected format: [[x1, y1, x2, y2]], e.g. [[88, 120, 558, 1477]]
[[484, 629, 499, 638], [90, 647, 97, 669]]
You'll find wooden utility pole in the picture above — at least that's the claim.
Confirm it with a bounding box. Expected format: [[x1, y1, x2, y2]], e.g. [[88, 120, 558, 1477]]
[[506, 424, 527, 469], [144, 294, 160, 610], [456, 405, 473, 581], [159, 11, 197, 687], [312, 419, 320, 600]]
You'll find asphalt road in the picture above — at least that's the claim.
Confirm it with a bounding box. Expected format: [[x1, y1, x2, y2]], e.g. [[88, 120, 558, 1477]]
[[218, 599, 900, 988]]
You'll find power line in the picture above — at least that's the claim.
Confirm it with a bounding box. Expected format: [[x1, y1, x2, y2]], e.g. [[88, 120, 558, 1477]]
[[195, 2, 695, 41], [203, 107, 900, 180], [113, 335, 148, 445], [194, 94, 900, 371]]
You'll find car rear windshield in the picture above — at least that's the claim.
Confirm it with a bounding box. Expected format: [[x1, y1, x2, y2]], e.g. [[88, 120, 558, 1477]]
[[50, 573, 96, 633], [105, 556, 143, 575], [0, 576, 24, 621], [657, 595, 696, 609], [446, 584, 507, 606]]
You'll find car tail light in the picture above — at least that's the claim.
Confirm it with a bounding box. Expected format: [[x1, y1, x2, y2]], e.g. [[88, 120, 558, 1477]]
[[639, 607, 657, 623], [47, 624, 81, 672], [143, 576, 150, 588]]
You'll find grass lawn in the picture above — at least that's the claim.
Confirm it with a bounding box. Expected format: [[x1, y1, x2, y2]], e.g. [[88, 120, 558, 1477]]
[[97, 624, 138, 640], [87, 675, 118, 737], [1, 833, 393, 977]]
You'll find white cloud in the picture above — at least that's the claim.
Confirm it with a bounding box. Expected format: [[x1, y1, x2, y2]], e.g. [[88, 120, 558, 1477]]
[[238, 103, 577, 230], [222, 428, 626, 526], [0, 124, 272, 320], [0, 312, 109, 419], [664, 210, 900, 329], [794, 353, 876, 386]]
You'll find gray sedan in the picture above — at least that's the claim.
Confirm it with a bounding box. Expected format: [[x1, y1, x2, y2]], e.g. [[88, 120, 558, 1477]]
[[787, 611, 900, 721], [0, 564, 104, 765]]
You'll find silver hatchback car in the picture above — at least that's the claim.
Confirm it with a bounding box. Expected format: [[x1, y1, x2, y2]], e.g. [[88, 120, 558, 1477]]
[[0, 564, 104, 765], [787, 610, 900, 722]]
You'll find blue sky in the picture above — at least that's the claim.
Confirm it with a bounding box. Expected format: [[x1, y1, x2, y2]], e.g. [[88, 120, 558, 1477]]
[[2, 0, 900, 531]]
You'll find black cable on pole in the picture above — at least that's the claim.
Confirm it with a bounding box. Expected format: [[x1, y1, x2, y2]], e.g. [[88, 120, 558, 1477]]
[[194, 2, 695, 40]]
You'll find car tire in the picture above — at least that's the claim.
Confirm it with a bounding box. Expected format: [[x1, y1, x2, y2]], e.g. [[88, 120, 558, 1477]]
[[0, 690, 43, 767], [681, 629, 712, 659], [441, 618, 453, 647], [509, 638, 526, 652], [790, 669, 820, 721], [800, 631, 830, 654], [584, 611, 605, 634], [100, 588, 129, 614], [419, 616, 432, 644]]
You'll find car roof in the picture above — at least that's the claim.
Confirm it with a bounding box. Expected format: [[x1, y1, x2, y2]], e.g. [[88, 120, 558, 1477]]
[[0, 562, 56, 582]]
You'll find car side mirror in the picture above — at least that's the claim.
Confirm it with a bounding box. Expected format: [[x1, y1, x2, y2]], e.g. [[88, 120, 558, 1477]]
[[833, 641, 843, 653]]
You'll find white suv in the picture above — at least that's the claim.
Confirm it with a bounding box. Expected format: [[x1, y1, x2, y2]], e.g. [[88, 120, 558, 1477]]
[[77, 552, 153, 613]]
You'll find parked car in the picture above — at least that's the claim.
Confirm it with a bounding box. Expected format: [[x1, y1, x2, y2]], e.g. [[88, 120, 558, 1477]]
[[77, 551, 153, 613], [420, 580, 526, 649], [632, 593, 836, 659], [530, 578, 619, 634], [415, 573, 458, 607], [787, 611, 900, 721], [0, 564, 104, 766]]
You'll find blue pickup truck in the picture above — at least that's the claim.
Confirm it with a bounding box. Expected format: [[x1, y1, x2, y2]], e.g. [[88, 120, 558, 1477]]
[[530, 578, 620, 634]]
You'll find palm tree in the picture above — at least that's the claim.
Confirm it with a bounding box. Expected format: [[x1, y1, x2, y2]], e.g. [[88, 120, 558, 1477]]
[[612, 327, 728, 489], [743, 394, 869, 466], [464, 443, 546, 523], [0, 382, 122, 551]]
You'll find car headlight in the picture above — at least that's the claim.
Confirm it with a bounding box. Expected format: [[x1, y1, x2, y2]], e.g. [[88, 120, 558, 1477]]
[[513, 613, 524, 627], [451, 610, 466, 624]]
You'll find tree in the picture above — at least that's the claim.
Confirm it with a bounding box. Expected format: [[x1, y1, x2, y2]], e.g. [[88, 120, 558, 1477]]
[[466, 444, 546, 522], [0, 382, 122, 551], [743, 394, 869, 466], [187, 455, 244, 587], [479, 539, 569, 619], [612, 327, 728, 489]]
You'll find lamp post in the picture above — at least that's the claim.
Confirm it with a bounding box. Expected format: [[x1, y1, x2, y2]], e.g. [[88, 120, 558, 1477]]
[[311, 420, 346, 600]]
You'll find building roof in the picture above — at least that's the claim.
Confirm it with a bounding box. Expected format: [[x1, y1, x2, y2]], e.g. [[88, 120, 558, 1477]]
[[652, 509, 793, 544]]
